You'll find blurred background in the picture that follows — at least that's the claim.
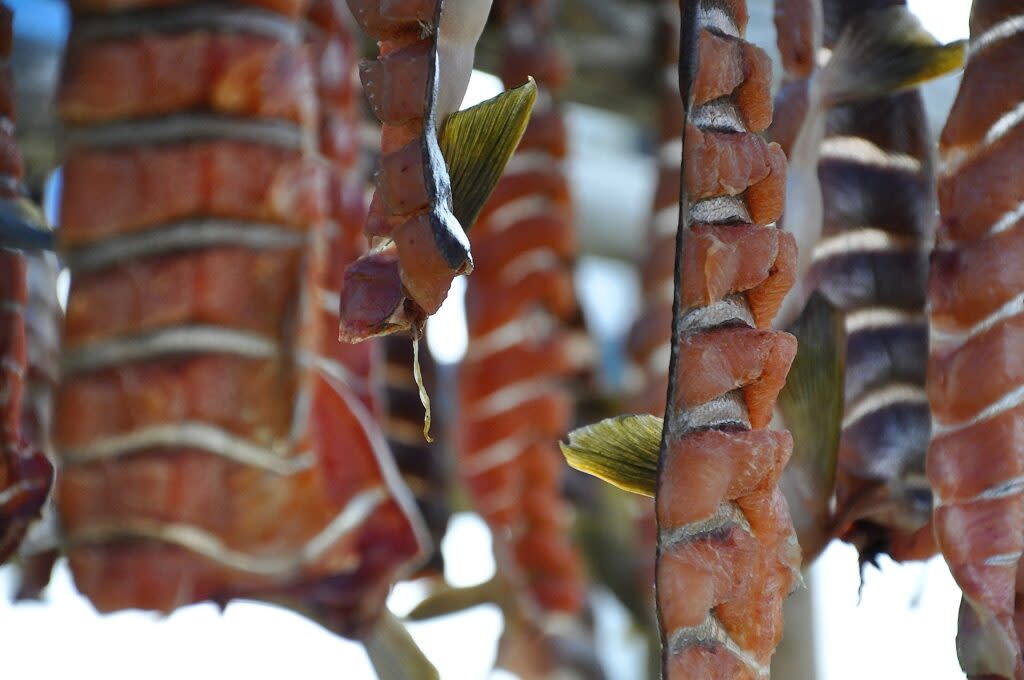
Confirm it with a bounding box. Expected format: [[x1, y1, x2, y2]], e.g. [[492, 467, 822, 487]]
[[0, 1, 973, 678]]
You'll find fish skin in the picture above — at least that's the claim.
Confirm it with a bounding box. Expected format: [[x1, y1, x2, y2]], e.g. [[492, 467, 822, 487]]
[[928, 1, 1024, 676], [771, 0, 964, 567]]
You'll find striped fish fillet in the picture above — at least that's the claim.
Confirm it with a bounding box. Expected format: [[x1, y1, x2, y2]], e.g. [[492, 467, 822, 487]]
[[928, 1, 1024, 676], [54, 0, 428, 637]]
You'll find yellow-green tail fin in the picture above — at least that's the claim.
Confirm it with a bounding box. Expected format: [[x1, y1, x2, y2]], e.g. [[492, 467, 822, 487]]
[[440, 78, 538, 231], [559, 414, 662, 497]]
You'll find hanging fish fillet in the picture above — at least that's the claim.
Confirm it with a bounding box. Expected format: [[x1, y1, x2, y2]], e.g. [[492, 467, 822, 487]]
[[768, 0, 965, 564], [337, 0, 490, 341], [928, 2, 1024, 676], [564, 2, 800, 677], [0, 3, 55, 566], [457, 0, 586, 635], [54, 0, 429, 636]]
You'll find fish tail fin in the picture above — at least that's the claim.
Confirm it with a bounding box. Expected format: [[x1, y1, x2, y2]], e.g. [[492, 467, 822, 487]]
[[439, 78, 538, 231], [821, 6, 966, 107], [559, 414, 662, 497]]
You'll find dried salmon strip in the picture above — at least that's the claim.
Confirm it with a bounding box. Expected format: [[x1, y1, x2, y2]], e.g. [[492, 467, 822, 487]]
[[655, 2, 799, 678], [457, 0, 586, 626], [0, 3, 54, 567], [338, 0, 489, 341], [928, 3, 1024, 674], [54, 0, 427, 635]]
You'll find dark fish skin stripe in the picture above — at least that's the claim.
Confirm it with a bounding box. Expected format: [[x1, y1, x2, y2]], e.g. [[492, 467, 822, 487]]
[[826, 93, 933, 160], [814, 250, 928, 310], [819, 159, 933, 237], [841, 400, 930, 482], [845, 323, 927, 402]]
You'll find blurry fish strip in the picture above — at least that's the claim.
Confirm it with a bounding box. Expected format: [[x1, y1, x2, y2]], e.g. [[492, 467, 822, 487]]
[[928, 1, 1024, 676], [0, 2, 55, 568], [657, 1, 799, 677], [54, 0, 428, 636], [457, 0, 587, 642]]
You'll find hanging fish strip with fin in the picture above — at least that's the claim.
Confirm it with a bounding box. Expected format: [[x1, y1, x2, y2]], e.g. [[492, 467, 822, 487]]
[[769, 0, 966, 564], [457, 0, 586, 624], [654, 2, 800, 676], [563, 2, 799, 676], [0, 2, 55, 567], [337, 0, 489, 341], [928, 1, 1024, 676], [54, 0, 430, 636]]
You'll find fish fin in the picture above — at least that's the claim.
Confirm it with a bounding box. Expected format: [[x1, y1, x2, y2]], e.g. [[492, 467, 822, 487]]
[[405, 578, 500, 621], [439, 78, 538, 230], [777, 292, 845, 559], [363, 611, 440, 680], [559, 414, 663, 497], [822, 6, 966, 107], [0, 198, 54, 252]]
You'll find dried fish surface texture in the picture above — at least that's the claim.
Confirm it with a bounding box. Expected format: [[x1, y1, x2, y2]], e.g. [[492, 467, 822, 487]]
[[55, 0, 428, 636], [338, 0, 490, 341], [929, 1, 1024, 676], [0, 2, 55, 567], [457, 0, 586, 627], [656, 1, 799, 678]]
